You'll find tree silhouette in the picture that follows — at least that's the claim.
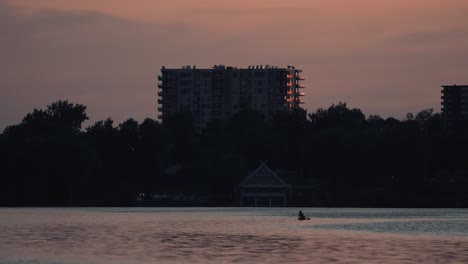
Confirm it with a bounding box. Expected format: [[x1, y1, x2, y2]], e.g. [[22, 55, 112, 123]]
[[1, 100, 467, 207]]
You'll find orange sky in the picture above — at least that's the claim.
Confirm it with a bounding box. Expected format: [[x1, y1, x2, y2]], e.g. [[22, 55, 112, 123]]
[[1, 0, 468, 129]]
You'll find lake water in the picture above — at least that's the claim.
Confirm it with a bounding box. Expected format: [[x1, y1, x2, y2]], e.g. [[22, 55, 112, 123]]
[[1, 208, 468, 263]]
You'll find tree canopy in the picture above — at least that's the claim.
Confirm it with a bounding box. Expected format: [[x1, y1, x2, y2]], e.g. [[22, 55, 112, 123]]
[[1, 100, 467, 207]]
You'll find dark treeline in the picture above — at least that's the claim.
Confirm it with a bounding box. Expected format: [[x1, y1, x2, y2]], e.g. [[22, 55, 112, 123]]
[[1, 100, 467, 207]]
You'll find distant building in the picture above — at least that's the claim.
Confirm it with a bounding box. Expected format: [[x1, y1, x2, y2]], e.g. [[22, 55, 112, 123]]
[[157, 65, 305, 130], [441, 84, 468, 130], [237, 161, 291, 207]]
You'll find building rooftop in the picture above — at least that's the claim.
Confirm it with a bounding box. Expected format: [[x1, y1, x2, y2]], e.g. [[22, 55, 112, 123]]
[[442, 84, 468, 88], [239, 161, 289, 188], [161, 65, 301, 71]]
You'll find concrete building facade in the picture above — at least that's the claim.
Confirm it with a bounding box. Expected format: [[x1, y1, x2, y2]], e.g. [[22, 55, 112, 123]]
[[441, 84, 468, 130], [157, 65, 305, 129]]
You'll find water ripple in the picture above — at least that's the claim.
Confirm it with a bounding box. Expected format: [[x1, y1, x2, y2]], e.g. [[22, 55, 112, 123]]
[[1, 208, 468, 263]]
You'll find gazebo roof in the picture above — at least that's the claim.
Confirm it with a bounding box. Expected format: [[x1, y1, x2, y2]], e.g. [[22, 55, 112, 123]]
[[239, 161, 289, 187]]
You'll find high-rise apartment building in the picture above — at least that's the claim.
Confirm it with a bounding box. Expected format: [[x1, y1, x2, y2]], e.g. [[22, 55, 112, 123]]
[[441, 84, 468, 130], [157, 65, 305, 129]]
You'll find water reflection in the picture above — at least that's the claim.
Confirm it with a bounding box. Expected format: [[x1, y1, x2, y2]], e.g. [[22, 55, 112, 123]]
[[312, 219, 468, 236], [1, 208, 468, 263]]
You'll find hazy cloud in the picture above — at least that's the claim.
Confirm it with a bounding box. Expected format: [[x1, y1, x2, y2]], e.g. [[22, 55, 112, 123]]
[[0, 1, 192, 129], [1, 0, 468, 130], [392, 28, 468, 45]]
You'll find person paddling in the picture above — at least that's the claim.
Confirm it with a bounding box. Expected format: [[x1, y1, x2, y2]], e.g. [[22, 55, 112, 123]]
[[298, 210, 306, 220]]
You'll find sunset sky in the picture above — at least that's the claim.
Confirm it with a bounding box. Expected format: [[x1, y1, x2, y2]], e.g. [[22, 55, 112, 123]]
[[1, 0, 468, 130]]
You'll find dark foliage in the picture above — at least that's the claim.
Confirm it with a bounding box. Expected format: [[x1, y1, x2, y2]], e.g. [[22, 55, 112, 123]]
[[1, 100, 467, 207]]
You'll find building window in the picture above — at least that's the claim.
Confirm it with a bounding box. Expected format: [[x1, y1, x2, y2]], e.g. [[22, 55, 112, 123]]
[[255, 80, 264, 86], [181, 72, 192, 78], [255, 72, 265, 78]]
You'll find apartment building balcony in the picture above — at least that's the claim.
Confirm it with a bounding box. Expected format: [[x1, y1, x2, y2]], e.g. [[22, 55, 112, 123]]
[[157, 114, 163, 119], [286, 82, 293, 87], [157, 83, 163, 88], [298, 76, 305, 80], [286, 90, 294, 95], [298, 92, 305, 96], [157, 99, 163, 104], [286, 74, 293, 79], [158, 91, 179, 96], [297, 83, 305, 88], [157, 75, 162, 81], [299, 100, 305, 104], [157, 106, 173, 112], [163, 84, 180, 89]]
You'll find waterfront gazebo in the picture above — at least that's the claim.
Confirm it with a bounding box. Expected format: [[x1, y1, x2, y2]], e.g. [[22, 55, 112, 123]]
[[238, 161, 291, 207]]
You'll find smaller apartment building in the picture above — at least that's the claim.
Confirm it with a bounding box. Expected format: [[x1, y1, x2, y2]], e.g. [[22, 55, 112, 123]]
[[441, 84, 468, 130]]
